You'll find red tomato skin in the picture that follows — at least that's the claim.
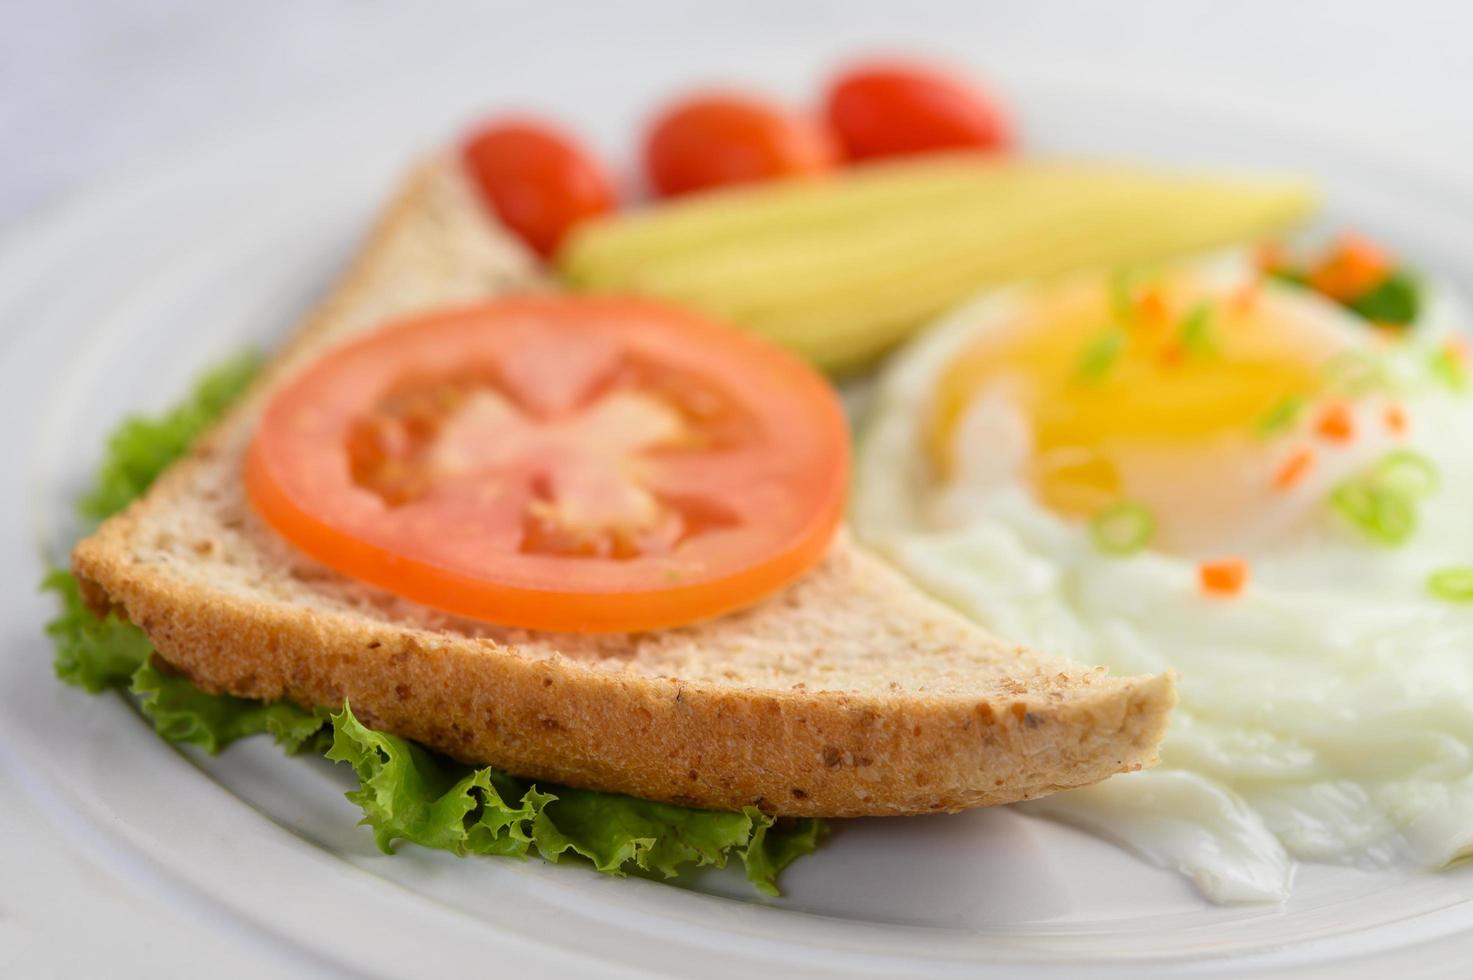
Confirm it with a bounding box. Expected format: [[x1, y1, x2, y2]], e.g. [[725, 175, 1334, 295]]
[[824, 62, 1012, 161], [246, 297, 850, 633], [643, 94, 838, 198], [461, 119, 617, 259]]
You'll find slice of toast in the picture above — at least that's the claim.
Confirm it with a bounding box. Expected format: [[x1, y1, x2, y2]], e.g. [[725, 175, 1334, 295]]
[[72, 159, 1174, 817]]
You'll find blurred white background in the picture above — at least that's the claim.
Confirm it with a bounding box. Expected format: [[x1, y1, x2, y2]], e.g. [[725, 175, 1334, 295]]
[[3, 0, 1472, 229]]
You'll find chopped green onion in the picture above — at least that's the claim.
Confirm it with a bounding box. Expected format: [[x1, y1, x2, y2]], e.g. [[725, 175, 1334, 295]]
[[1266, 266, 1308, 288], [1090, 501, 1156, 556], [1109, 268, 1137, 326], [1347, 270, 1420, 326], [1329, 449, 1438, 546], [1320, 350, 1391, 397], [1329, 480, 1416, 546], [1256, 395, 1307, 438], [1177, 302, 1218, 358], [1428, 567, 1473, 603], [1429, 344, 1468, 391], [1266, 243, 1421, 330], [1373, 449, 1439, 498], [1077, 328, 1126, 384]]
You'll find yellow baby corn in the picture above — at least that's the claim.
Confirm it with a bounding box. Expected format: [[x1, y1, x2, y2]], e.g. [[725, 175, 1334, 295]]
[[559, 156, 1315, 373]]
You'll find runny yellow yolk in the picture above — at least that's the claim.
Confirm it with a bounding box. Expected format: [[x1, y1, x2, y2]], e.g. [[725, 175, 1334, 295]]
[[926, 273, 1339, 519]]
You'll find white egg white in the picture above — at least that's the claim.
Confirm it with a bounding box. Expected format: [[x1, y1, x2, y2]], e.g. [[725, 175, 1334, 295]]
[[853, 252, 1473, 903]]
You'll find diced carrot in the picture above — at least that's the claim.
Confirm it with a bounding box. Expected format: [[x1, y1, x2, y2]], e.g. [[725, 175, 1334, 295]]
[[1137, 287, 1169, 328], [1273, 447, 1315, 490], [1230, 281, 1260, 315], [1384, 402, 1408, 436], [1314, 401, 1355, 443], [1254, 242, 1287, 273], [1308, 233, 1390, 301], [1370, 323, 1403, 346], [1200, 558, 1249, 597]]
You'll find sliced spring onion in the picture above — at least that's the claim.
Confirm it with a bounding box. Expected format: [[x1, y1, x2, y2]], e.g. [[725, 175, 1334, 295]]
[[1328, 449, 1438, 546], [1320, 350, 1391, 397], [1255, 395, 1307, 438], [1077, 328, 1126, 383], [1329, 480, 1416, 546], [1177, 302, 1218, 358], [1266, 265, 1308, 288], [1109, 269, 1136, 326], [1347, 270, 1420, 326], [1428, 567, 1473, 602], [1373, 449, 1439, 498], [1090, 501, 1156, 556], [1429, 343, 1468, 391]]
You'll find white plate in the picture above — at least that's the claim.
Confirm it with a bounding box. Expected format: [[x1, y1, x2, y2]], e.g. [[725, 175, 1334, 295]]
[[6, 69, 1473, 978]]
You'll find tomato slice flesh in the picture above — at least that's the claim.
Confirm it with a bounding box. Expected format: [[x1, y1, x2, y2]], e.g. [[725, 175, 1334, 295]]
[[246, 297, 850, 632]]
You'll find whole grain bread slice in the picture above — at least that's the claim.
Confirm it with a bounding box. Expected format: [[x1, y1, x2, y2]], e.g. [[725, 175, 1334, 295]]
[[72, 159, 1175, 817]]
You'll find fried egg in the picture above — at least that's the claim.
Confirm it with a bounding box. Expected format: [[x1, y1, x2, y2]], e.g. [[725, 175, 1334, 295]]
[[853, 251, 1473, 902]]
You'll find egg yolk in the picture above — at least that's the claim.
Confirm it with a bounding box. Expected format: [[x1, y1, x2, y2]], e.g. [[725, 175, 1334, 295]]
[[926, 272, 1342, 518]]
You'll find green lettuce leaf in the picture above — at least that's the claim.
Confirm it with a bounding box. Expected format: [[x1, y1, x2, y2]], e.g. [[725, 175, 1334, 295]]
[[41, 564, 330, 754], [326, 703, 823, 893], [742, 812, 828, 894], [329, 705, 554, 859], [42, 569, 152, 692], [43, 352, 825, 894], [79, 351, 261, 521], [132, 660, 332, 756]]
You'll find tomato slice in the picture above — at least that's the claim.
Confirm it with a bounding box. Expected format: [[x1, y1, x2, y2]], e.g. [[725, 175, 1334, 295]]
[[246, 297, 850, 633]]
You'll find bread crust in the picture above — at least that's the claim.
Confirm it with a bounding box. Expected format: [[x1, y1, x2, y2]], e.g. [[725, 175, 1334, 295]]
[[71, 159, 1175, 817]]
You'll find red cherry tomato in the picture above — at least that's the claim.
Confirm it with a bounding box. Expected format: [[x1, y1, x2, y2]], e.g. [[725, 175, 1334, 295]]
[[461, 119, 616, 259], [644, 94, 838, 198], [824, 62, 1012, 161]]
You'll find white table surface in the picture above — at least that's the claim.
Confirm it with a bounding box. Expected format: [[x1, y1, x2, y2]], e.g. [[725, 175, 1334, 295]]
[[4, 1, 1473, 975], [6, 0, 1473, 231]]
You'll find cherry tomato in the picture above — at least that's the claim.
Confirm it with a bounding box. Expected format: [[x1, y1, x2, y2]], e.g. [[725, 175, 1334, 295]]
[[644, 93, 838, 198], [824, 62, 1012, 161], [461, 119, 616, 259], [247, 297, 850, 633]]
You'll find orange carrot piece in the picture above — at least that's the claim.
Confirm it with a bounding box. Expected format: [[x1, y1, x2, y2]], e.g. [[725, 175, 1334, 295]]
[[1255, 242, 1287, 273], [1384, 402, 1408, 436], [1230, 281, 1260, 315], [1137, 287, 1169, 328], [1308, 233, 1390, 301], [1314, 401, 1355, 443], [1200, 558, 1249, 597], [1273, 448, 1315, 490]]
